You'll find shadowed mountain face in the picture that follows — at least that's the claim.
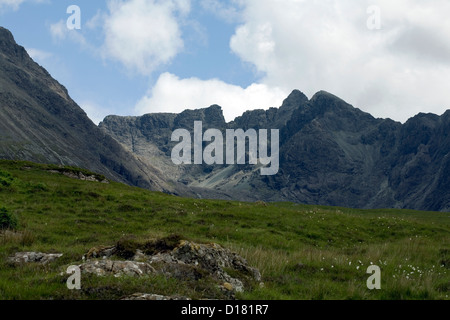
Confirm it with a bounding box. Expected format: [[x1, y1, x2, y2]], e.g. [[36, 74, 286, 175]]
[[101, 91, 450, 212], [0, 26, 192, 195], [1, 27, 448, 211]]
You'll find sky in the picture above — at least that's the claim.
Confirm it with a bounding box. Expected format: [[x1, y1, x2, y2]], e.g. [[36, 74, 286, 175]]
[[0, 0, 449, 125]]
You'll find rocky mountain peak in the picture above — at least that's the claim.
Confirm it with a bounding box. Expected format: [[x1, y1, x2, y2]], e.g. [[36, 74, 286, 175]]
[[309, 90, 347, 108], [0, 26, 29, 62], [281, 89, 309, 108], [0, 26, 14, 45]]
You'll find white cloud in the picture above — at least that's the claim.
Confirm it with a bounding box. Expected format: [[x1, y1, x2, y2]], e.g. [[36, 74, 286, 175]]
[[0, 0, 47, 12], [199, 0, 243, 23], [101, 0, 190, 75], [0, 0, 24, 11], [79, 100, 110, 126], [49, 19, 89, 48], [228, 0, 450, 122], [135, 72, 288, 122], [26, 48, 53, 62], [42, 0, 450, 124], [49, 20, 66, 40]]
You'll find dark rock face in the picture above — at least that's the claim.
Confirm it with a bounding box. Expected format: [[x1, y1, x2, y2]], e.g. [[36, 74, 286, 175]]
[[231, 90, 308, 130], [101, 89, 449, 211], [0, 27, 190, 195]]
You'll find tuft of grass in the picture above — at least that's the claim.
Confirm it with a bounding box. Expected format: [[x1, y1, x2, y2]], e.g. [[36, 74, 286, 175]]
[[115, 234, 183, 259], [143, 234, 183, 255], [115, 235, 139, 260], [0, 230, 35, 247]]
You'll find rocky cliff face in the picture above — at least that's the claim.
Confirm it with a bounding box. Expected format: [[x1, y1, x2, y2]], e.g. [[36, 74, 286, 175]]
[[0, 27, 189, 195], [101, 90, 450, 212]]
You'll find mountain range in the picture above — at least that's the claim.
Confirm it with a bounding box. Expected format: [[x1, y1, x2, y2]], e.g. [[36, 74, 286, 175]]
[[1, 26, 449, 212]]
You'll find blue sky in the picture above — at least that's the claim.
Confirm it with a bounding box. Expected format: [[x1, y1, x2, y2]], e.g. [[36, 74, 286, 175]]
[[1, 0, 449, 124]]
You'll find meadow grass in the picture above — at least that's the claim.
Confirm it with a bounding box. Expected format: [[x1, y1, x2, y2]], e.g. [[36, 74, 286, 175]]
[[0, 160, 448, 300]]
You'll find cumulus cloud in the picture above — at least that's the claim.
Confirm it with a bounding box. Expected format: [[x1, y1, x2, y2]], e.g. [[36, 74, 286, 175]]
[[49, 19, 89, 49], [228, 0, 450, 122], [135, 72, 288, 122], [26, 48, 53, 62], [199, 0, 243, 23], [44, 0, 450, 123], [0, 0, 23, 10], [49, 20, 67, 41], [79, 100, 111, 126], [101, 0, 190, 75], [0, 0, 46, 11]]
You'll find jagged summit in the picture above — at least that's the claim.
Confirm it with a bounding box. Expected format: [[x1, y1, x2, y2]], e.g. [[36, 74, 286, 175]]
[[0, 26, 29, 61], [0, 26, 14, 43], [311, 90, 340, 100], [282, 89, 309, 107]]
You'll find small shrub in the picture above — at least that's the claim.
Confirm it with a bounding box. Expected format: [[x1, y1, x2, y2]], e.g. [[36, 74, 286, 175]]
[[0, 207, 18, 230], [116, 235, 139, 259], [24, 182, 49, 193], [0, 169, 14, 188], [0, 229, 35, 246], [143, 234, 182, 255]]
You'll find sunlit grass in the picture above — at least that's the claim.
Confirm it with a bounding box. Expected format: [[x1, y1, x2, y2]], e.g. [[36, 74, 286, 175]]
[[0, 160, 448, 300]]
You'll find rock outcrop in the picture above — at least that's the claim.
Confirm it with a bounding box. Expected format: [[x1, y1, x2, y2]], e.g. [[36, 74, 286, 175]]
[[79, 260, 156, 278], [78, 238, 262, 296], [121, 293, 191, 300]]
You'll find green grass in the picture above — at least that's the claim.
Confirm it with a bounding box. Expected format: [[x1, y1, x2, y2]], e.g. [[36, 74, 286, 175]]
[[0, 160, 448, 300]]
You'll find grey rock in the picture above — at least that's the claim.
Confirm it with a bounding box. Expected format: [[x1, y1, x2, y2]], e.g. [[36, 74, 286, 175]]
[[172, 241, 262, 284], [8, 252, 63, 265], [121, 293, 191, 300], [85, 245, 117, 260], [79, 260, 156, 277], [82, 239, 262, 293]]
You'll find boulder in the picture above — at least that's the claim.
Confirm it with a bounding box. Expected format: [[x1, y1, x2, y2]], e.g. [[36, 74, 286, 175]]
[[81, 239, 262, 294], [173, 241, 262, 283], [121, 293, 191, 300], [85, 245, 116, 260], [8, 252, 63, 265]]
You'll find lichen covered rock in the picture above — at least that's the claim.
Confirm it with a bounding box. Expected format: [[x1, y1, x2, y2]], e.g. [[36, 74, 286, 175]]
[[8, 252, 63, 265], [79, 260, 156, 278], [81, 237, 262, 295]]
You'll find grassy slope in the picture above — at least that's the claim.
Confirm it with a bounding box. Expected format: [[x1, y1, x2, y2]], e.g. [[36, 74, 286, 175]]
[[0, 160, 448, 300]]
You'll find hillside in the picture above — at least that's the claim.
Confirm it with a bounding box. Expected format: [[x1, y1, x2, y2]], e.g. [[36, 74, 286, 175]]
[[0, 26, 193, 197], [0, 160, 448, 300]]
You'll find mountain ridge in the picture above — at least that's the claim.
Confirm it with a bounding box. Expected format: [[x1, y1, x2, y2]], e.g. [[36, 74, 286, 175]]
[[100, 91, 449, 212], [0, 26, 448, 211]]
